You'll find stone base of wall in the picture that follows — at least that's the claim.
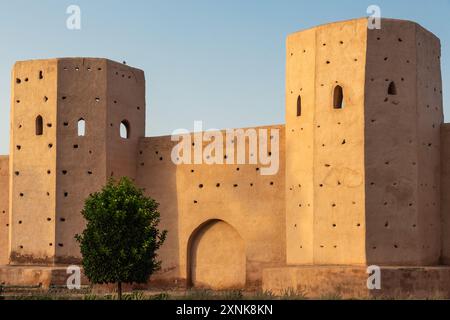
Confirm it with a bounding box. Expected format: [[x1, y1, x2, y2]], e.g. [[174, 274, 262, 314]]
[[0, 265, 184, 291], [0, 265, 90, 288], [262, 265, 450, 299]]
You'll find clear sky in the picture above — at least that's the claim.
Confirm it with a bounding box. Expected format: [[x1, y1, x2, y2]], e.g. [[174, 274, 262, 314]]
[[0, 0, 449, 155]]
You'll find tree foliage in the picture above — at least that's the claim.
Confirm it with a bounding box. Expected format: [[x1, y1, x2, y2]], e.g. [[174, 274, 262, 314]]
[[75, 177, 167, 296]]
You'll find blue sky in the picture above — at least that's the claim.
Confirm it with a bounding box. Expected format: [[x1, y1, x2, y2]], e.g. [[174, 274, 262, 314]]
[[0, 0, 449, 154]]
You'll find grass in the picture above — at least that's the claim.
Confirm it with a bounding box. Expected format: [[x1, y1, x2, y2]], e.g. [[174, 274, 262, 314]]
[[5, 287, 437, 300]]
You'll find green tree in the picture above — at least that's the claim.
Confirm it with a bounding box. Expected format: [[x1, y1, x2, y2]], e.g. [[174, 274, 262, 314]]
[[75, 177, 167, 299]]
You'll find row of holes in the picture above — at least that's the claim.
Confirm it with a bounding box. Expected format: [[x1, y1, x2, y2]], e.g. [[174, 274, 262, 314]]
[[17, 243, 64, 249], [289, 36, 406, 55], [15, 71, 44, 84], [14, 170, 93, 176], [14, 94, 143, 111], [19, 116, 132, 139], [60, 96, 142, 111], [197, 181, 274, 189], [297, 244, 407, 250], [14, 217, 67, 224], [18, 191, 69, 197], [63, 66, 102, 72]]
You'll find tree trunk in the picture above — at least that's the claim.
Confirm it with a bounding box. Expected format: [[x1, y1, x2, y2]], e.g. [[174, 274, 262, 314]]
[[118, 282, 122, 300]]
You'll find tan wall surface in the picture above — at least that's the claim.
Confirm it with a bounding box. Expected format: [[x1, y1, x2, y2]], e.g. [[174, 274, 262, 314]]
[[9, 59, 58, 264], [313, 19, 367, 265], [365, 20, 442, 265], [285, 27, 315, 265], [136, 125, 285, 288], [441, 124, 450, 264], [55, 58, 109, 263], [286, 18, 367, 265], [0, 156, 9, 265], [415, 24, 443, 264], [106, 59, 145, 180]]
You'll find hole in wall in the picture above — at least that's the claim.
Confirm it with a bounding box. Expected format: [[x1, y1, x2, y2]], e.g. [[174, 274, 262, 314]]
[[35, 115, 43, 135], [73, 144, 79, 149], [16, 78, 21, 84], [39, 71, 43, 79], [120, 120, 130, 139], [333, 85, 344, 109], [77, 119, 86, 136], [48, 143, 53, 149], [388, 81, 397, 95], [296, 95, 302, 117], [43, 96, 48, 102]]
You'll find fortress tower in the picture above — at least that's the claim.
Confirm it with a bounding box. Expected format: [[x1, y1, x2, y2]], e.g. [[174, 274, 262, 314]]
[[285, 18, 443, 266], [9, 58, 145, 264]]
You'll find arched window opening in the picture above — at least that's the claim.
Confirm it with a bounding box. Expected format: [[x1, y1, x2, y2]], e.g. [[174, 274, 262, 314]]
[[333, 85, 344, 109], [120, 120, 130, 139], [77, 118, 86, 137], [388, 81, 397, 95], [35, 115, 43, 136], [296, 95, 302, 117]]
